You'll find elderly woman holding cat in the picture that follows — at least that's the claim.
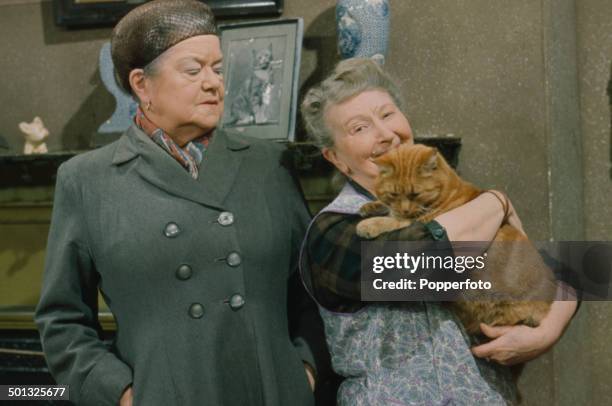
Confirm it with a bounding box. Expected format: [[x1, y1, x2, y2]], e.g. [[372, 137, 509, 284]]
[[300, 58, 577, 405], [35, 1, 326, 406]]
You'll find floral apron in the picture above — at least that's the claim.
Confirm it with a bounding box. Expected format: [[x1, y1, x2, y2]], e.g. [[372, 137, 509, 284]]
[[299, 183, 516, 406]]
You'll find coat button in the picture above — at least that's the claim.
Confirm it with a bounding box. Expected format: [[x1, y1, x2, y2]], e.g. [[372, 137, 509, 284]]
[[229, 294, 245, 310], [176, 264, 193, 280], [226, 252, 241, 267], [164, 222, 180, 238], [189, 303, 204, 318], [217, 211, 234, 226]]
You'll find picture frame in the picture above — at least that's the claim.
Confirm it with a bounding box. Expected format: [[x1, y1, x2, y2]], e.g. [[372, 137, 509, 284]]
[[52, 0, 284, 28], [219, 18, 303, 142]]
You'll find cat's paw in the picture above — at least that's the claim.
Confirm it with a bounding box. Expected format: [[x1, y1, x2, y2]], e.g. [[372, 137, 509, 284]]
[[356, 218, 385, 239], [359, 201, 389, 218], [522, 315, 541, 328]]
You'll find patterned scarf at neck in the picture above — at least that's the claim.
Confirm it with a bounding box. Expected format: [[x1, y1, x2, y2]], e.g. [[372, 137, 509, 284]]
[[134, 107, 212, 179]]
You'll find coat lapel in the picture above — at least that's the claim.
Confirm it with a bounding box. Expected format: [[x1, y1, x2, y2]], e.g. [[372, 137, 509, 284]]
[[112, 125, 249, 211]]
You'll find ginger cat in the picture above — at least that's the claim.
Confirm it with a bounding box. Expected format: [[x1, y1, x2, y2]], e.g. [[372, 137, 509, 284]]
[[356, 144, 556, 334]]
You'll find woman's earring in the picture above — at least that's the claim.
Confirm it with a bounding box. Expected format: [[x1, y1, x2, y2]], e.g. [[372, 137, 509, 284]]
[[146, 101, 152, 112]]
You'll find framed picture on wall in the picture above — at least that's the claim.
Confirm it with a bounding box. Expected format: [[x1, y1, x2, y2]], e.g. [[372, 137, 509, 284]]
[[219, 18, 303, 142], [52, 0, 284, 28]]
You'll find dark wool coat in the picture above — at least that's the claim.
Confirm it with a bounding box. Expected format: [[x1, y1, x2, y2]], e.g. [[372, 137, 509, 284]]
[[35, 125, 322, 406]]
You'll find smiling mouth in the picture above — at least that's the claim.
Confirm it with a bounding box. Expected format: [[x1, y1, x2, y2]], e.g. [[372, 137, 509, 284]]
[[370, 140, 403, 160], [370, 149, 389, 161], [200, 100, 219, 105]]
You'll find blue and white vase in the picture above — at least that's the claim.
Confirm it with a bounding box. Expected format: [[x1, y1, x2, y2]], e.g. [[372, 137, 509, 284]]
[[336, 0, 390, 64], [98, 42, 138, 134]]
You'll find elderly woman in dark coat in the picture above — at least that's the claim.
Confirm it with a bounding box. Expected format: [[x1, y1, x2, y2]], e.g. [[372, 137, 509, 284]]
[[35, 1, 323, 405]]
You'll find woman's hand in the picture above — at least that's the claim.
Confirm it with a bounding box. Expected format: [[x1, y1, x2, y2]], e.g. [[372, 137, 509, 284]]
[[470, 323, 553, 365], [471, 299, 577, 365], [119, 386, 133, 406]]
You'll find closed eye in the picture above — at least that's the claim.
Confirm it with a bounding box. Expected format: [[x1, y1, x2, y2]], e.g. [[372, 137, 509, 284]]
[[383, 192, 399, 200], [354, 124, 369, 134]]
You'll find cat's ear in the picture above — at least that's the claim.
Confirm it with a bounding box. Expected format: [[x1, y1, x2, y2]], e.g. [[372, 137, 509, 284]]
[[421, 150, 438, 172]]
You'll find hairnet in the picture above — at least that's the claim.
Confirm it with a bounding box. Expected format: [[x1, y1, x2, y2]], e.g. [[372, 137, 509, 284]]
[[111, 0, 218, 93]]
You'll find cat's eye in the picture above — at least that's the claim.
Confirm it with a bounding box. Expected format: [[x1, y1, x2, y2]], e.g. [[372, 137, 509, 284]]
[[384, 192, 399, 199], [407, 192, 418, 199]]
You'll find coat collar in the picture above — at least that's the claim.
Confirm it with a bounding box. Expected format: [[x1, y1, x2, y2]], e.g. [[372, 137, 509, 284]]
[[112, 124, 250, 210]]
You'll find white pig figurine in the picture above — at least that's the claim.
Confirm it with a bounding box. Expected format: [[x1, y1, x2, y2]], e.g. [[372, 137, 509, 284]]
[[19, 116, 49, 154]]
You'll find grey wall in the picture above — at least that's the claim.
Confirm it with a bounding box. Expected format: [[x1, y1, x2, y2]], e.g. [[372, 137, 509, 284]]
[[0, 0, 113, 152], [573, 0, 612, 404], [0, 0, 610, 404]]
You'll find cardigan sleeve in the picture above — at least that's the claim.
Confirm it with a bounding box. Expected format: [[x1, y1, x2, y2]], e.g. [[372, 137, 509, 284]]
[[35, 163, 133, 406], [305, 211, 452, 313]]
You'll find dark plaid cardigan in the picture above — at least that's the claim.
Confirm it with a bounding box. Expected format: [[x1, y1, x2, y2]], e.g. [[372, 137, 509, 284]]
[[305, 181, 451, 313]]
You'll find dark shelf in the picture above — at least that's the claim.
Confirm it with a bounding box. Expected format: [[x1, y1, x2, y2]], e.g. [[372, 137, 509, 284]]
[[0, 137, 461, 188], [416, 135, 462, 169], [0, 152, 83, 188]]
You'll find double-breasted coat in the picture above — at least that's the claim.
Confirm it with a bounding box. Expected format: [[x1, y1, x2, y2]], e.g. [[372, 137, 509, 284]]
[[35, 125, 322, 406]]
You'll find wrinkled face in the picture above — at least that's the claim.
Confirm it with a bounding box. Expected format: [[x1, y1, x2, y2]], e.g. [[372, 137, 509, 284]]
[[323, 89, 414, 192], [374, 144, 443, 218], [142, 35, 224, 134]]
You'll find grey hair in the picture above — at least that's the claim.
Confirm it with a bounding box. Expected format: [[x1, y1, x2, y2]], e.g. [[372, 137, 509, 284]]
[[301, 58, 405, 150]]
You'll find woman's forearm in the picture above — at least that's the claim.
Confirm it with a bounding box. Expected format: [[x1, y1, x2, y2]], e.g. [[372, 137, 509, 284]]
[[470, 298, 578, 365], [435, 192, 505, 241], [539, 299, 578, 345]]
